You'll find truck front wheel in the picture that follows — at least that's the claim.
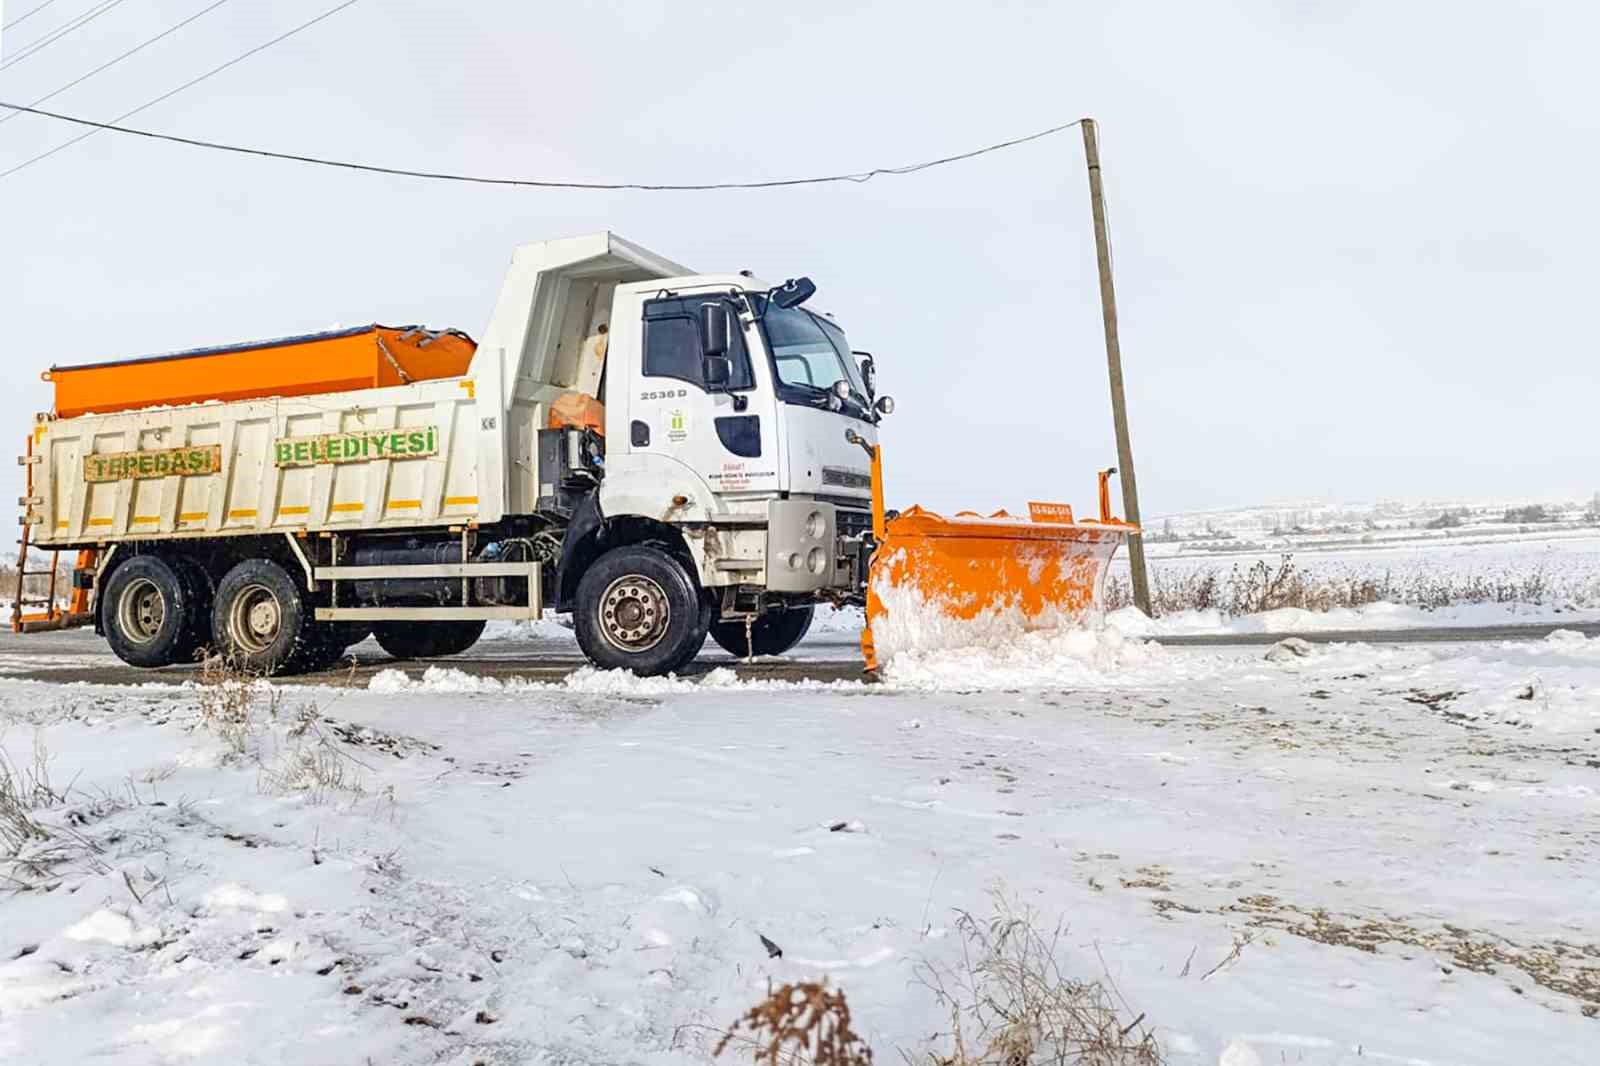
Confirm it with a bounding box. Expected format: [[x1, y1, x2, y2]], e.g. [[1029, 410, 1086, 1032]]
[[574, 545, 707, 675], [374, 621, 485, 660], [102, 555, 198, 668], [709, 605, 814, 658], [211, 559, 312, 675]]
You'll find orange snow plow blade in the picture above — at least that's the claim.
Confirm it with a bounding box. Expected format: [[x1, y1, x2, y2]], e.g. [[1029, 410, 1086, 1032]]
[[859, 464, 1135, 671]]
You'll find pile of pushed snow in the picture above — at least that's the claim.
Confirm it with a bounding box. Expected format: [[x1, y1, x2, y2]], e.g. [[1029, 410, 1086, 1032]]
[[369, 664, 864, 696], [866, 577, 1172, 688], [880, 621, 1166, 689], [369, 666, 538, 694]]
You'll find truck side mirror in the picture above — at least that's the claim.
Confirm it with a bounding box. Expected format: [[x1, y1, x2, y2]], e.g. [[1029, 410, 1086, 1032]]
[[699, 302, 734, 391], [703, 354, 732, 389], [854, 352, 877, 397], [771, 277, 816, 310], [700, 302, 731, 357]]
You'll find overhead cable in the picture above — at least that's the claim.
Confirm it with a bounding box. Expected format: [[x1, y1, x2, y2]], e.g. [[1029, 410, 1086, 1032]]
[[3, 0, 66, 32], [0, 0, 132, 72], [0, 0, 362, 178], [0, 101, 1082, 188], [0, 0, 237, 129]]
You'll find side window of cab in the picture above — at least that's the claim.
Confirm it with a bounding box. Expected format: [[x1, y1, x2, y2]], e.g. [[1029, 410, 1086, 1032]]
[[642, 296, 754, 391]]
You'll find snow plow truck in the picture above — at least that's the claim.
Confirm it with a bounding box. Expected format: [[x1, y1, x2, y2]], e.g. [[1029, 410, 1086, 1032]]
[[14, 232, 1134, 675]]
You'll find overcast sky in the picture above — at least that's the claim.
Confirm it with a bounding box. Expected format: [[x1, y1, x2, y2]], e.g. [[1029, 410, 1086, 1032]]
[[1, 0, 1593, 517]]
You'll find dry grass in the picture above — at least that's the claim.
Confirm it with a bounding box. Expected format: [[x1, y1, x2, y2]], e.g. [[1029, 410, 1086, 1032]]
[[1105, 553, 1571, 616], [195, 652, 366, 805], [0, 730, 114, 891], [0, 561, 72, 608], [196, 652, 281, 755], [258, 741, 367, 804], [911, 892, 1162, 1066], [715, 982, 874, 1065], [0, 731, 59, 855]]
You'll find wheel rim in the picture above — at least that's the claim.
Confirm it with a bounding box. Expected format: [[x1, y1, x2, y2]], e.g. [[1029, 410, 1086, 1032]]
[[598, 574, 670, 653], [228, 582, 282, 655], [116, 578, 166, 645]]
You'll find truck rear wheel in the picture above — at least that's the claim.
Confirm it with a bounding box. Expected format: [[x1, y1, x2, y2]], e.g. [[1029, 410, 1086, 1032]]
[[709, 605, 814, 658], [373, 621, 485, 660], [211, 559, 313, 675], [102, 555, 198, 668], [574, 545, 707, 675], [169, 556, 214, 664]]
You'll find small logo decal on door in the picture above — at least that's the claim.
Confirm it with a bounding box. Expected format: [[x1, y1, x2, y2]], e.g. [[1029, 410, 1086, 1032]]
[[667, 409, 689, 443]]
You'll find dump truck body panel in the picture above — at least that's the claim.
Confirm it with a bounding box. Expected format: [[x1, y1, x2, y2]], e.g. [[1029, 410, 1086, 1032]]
[[33, 376, 483, 544]]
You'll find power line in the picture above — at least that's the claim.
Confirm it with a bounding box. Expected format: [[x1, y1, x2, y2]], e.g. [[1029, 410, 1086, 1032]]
[[0, 0, 237, 129], [0, 0, 362, 178], [0, 0, 132, 71], [3, 0, 64, 32], [0, 100, 1083, 189]]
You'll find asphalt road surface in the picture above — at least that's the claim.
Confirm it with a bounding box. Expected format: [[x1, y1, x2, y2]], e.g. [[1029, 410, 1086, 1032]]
[[2, 619, 1596, 687]]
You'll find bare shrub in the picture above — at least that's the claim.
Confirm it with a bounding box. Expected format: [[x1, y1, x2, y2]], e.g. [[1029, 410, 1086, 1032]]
[[715, 981, 874, 1065], [194, 653, 365, 804], [0, 560, 73, 608], [1105, 552, 1578, 618], [912, 892, 1162, 1066], [0, 731, 59, 854], [1, 732, 114, 890], [196, 652, 281, 755], [258, 741, 366, 805]]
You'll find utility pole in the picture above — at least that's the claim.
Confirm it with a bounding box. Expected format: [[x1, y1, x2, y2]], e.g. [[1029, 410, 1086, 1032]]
[[1080, 117, 1152, 615]]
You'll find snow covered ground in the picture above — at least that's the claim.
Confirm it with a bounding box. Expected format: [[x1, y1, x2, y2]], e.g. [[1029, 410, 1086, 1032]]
[[1129, 534, 1600, 619], [2, 624, 1597, 1064]]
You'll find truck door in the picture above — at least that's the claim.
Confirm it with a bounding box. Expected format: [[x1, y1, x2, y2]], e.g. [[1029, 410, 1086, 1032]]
[[631, 294, 779, 497]]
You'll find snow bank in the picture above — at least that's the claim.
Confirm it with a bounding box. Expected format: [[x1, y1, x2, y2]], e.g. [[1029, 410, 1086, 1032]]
[[1107, 599, 1600, 638], [369, 666, 538, 694], [369, 664, 866, 696], [880, 621, 1170, 689], [864, 574, 1176, 689]]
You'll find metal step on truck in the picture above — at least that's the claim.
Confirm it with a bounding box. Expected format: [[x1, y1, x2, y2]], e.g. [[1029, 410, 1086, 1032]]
[[15, 232, 895, 676]]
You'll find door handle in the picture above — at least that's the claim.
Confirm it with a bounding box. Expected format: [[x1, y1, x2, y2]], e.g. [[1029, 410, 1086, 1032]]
[[630, 420, 650, 447]]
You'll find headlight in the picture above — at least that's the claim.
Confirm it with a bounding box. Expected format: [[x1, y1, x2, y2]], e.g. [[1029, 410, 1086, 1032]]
[[807, 547, 828, 574], [806, 510, 826, 538], [788, 552, 802, 570]]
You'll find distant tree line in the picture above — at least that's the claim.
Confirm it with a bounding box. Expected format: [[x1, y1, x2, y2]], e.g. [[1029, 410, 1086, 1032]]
[[1502, 504, 1552, 524]]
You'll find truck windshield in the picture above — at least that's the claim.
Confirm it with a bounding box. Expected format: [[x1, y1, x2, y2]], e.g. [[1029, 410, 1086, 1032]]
[[758, 303, 871, 415]]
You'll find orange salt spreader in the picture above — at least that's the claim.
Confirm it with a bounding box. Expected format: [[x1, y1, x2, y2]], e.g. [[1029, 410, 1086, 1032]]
[[46, 324, 476, 419], [849, 431, 1136, 671]]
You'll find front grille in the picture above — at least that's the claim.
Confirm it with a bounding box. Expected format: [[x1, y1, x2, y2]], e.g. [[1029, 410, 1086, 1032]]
[[837, 507, 872, 539]]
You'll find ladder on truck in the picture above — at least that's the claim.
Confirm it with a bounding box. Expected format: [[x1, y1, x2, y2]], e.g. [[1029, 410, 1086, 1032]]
[[13, 434, 94, 633]]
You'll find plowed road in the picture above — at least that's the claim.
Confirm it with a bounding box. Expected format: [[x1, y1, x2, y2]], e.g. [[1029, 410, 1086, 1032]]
[[2, 621, 1597, 686]]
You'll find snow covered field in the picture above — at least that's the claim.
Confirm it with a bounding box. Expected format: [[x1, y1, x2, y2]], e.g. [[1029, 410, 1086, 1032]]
[[1107, 533, 1600, 634], [2, 625, 1597, 1064]]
